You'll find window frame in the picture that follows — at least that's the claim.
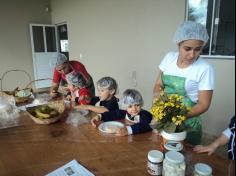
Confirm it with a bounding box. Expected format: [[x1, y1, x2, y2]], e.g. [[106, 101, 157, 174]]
[[185, 0, 235, 59]]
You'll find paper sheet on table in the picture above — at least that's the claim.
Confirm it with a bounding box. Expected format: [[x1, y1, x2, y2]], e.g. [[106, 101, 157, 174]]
[[46, 160, 94, 176]]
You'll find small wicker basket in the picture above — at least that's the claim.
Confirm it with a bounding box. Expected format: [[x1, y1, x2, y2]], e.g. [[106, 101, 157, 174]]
[[1, 69, 52, 104], [1, 69, 33, 104], [0, 91, 15, 104], [26, 100, 65, 125]]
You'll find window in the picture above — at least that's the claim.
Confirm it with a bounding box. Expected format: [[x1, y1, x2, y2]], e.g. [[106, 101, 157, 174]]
[[31, 25, 57, 52], [186, 0, 235, 58], [57, 24, 69, 59]]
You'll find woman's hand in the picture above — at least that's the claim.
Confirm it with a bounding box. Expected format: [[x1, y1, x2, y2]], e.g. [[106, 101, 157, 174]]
[[50, 83, 59, 98], [50, 90, 58, 98], [187, 90, 213, 118], [115, 127, 128, 136], [152, 91, 161, 104], [153, 70, 164, 103]]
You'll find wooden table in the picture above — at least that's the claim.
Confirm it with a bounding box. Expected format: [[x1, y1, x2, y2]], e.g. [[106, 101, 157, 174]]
[[0, 110, 231, 176]]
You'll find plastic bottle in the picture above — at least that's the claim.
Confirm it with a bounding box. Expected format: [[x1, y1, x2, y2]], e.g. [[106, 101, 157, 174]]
[[162, 151, 186, 176], [193, 163, 212, 176], [147, 150, 164, 175]]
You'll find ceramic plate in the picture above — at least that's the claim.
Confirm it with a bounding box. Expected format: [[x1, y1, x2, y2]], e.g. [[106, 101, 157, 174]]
[[98, 121, 124, 134]]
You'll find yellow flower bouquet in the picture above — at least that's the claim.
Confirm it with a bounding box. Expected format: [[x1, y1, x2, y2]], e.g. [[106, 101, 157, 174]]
[[150, 91, 191, 133]]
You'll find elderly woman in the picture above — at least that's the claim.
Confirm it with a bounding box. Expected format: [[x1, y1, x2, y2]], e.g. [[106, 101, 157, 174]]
[[153, 21, 215, 145], [50, 53, 95, 98]]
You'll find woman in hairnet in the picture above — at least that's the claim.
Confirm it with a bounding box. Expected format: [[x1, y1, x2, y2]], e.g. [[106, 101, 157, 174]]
[[153, 21, 215, 145], [50, 53, 95, 98]]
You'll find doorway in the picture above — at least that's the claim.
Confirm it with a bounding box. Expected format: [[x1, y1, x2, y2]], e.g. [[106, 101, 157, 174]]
[[29, 24, 58, 88], [29, 23, 69, 89]]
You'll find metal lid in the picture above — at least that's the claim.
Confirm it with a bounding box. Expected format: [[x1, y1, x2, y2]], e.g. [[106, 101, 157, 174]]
[[148, 150, 164, 163], [195, 163, 212, 175], [165, 151, 184, 164]]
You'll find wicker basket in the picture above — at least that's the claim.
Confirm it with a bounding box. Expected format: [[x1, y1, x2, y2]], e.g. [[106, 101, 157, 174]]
[[1, 69, 52, 104], [0, 91, 15, 102], [26, 100, 65, 125], [1, 69, 33, 104], [3, 89, 32, 104]]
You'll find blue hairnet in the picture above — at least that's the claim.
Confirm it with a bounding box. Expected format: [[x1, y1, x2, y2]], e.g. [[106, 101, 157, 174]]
[[121, 89, 143, 108], [66, 72, 86, 88], [97, 77, 117, 93], [55, 53, 68, 67], [173, 21, 209, 46]]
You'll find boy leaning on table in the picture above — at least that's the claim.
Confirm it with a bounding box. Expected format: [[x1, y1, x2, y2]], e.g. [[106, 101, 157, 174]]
[[193, 115, 235, 176], [90, 89, 153, 136], [65, 72, 92, 105], [77, 76, 119, 114]]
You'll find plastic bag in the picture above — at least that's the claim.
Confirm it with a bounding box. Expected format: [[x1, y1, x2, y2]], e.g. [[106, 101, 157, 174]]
[[32, 93, 51, 105], [66, 111, 90, 127], [0, 97, 20, 129]]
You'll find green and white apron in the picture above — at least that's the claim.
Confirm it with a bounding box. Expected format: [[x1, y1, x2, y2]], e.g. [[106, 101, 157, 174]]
[[162, 74, 202, 145]]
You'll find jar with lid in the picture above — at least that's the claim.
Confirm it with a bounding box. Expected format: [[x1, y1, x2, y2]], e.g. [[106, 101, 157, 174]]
[[162, 151, 186, 176], [147, 150, 164, 176], [193, 163, 212, 176]]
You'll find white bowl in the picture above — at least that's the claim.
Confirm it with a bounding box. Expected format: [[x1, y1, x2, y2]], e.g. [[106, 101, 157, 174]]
[[161, 130, 187, 141]]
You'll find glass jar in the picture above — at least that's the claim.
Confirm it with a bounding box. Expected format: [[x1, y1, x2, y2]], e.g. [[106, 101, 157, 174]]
[[147, 150, 164, 176], [193, 163, 212, 176], [162, 151, 186, 176]]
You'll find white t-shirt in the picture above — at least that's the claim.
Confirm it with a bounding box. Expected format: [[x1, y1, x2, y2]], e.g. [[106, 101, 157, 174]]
[[159, 52, 215, 102]]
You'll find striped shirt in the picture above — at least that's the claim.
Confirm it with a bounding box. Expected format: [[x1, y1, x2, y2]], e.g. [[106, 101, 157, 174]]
[[223, 116, 235, 160]]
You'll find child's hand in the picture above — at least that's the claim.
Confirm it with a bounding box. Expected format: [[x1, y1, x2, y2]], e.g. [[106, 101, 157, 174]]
[[78, 104, 88, 110], [71, 96, 76, 102], [90, 115, 102, 127], [152, 129, 161, 136], [66, 94, 72, 101], [193, 145, 216, 155], [115, 127, 128, 136]]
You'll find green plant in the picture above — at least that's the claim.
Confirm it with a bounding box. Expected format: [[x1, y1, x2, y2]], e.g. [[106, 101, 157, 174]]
[[150, 91, 191, 133]]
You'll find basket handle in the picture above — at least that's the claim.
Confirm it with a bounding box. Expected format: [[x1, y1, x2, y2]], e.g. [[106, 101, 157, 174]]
[[1, 69, 32, 91], [25, 78, 52, 89]]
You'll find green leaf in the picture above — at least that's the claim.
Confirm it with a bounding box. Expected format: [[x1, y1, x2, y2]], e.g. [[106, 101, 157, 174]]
[[156, 122, 165, 131], [184, 124, 196, 132], [149, 120, 165, 131], [164, 122, 176, 133], [176, 123, 186, 132]]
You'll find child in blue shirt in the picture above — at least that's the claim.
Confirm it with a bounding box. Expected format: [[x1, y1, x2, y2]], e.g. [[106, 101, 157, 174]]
[[91, 89, 153, 136], [78, 76, 119, 113]]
